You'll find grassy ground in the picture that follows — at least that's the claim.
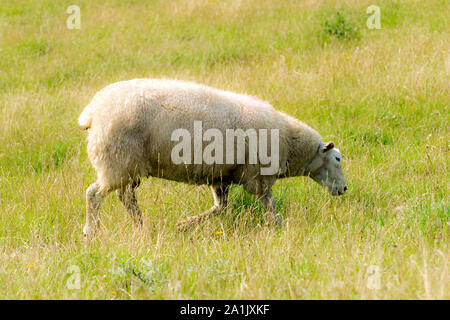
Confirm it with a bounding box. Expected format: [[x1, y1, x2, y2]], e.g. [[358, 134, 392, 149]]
[[0, 0, 448, 299]]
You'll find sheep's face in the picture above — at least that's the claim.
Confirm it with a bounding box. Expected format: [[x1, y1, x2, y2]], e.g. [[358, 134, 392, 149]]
[[306, 142, 347, 196]]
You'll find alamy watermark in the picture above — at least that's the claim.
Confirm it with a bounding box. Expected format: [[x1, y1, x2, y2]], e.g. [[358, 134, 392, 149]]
[[366, 5, 381, 30], [366, 265, 381, 290], [66, 265, 81, 290], [171, 121, 280, 175], [64, 4, 380, 32], [66, 5, 81, 30]]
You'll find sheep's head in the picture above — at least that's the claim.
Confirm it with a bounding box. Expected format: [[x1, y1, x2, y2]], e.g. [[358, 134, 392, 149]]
[[306, 142, 347, 196]]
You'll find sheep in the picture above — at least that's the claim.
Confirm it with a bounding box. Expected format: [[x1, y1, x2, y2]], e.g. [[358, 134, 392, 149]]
[[79, 79, 347, 237]]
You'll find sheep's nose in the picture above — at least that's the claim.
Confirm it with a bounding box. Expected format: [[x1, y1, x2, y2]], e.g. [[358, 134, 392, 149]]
[[344, 186, 348, 192]]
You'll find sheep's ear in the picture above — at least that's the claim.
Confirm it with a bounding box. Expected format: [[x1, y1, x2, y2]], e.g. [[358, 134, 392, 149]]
[[322, 142, 334, 153]]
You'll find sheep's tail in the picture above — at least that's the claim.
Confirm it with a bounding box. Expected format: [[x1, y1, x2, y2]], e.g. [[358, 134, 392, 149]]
[[78, 102, 96, 130]]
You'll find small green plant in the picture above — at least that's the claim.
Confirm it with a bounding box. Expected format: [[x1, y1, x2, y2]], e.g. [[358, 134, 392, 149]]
[[322, 11, 360, 41], [112, 258, 168, 293]]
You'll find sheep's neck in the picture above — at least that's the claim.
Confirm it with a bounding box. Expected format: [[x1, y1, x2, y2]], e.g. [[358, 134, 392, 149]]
[[284, 124, 322, 178]]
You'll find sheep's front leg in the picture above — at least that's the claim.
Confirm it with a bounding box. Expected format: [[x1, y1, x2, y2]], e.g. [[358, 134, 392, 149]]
[[116, 180, 143, 227], [260, 191, 282, 225], [175, 184, 229, 232], [83, 181, 109, 238]]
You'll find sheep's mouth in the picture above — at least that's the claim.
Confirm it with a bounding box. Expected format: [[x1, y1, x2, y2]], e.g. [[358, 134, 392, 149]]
[[310, 176, 337, 195], [328, 184, 344, 196], [332, 185, 347, 196], [330, 189, 340, 196]]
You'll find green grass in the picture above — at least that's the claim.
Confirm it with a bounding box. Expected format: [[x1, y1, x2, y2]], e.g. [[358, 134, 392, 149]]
[[0, 0, 448, 299]]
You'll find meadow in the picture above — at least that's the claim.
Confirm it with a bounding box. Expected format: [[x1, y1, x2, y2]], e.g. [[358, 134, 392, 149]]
[[0, 0, 448, 299]]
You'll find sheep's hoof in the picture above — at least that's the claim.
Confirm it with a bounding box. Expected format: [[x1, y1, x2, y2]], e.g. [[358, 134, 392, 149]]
[[265, 213, 283, 227], [83, 225, 97, 239], [175, 216, 200, 232]]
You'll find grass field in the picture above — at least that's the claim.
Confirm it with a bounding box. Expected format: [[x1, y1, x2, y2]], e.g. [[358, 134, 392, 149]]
[[0, 0, 448, 299]]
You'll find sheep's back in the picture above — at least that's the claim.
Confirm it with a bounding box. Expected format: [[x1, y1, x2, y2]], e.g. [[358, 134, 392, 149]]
[[86, 79, 289, 185]]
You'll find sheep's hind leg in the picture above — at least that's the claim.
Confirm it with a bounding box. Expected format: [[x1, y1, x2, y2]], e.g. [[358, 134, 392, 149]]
[[175, 185, 229, 232], [116, 180, 143, 227], [83, 181, 110, 238]]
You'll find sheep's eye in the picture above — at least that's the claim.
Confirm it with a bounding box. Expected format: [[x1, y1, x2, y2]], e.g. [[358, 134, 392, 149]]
[[335, 157, 341, 162]]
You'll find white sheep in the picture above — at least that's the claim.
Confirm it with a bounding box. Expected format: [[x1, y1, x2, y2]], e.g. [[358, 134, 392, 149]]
[[79, 79, 347, 236]]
